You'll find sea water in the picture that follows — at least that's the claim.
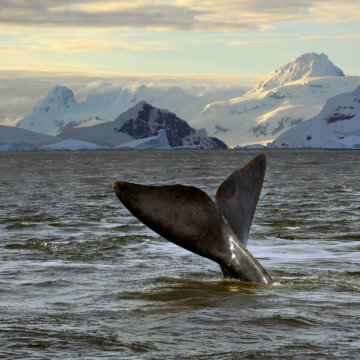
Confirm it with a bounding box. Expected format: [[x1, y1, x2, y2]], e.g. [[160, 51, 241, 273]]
[[1, 149, 360, 359]]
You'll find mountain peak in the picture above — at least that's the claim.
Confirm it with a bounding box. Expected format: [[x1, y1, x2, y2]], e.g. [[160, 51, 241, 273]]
[[255, 52, 345, 92], [34, 85, 77, 113]]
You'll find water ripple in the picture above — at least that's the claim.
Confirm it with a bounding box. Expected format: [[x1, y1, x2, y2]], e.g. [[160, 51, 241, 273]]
[[1, 149, 360, 359]]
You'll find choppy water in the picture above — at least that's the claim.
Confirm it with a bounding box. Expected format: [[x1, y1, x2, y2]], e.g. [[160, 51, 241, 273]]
[[1, 149, 360, 359]]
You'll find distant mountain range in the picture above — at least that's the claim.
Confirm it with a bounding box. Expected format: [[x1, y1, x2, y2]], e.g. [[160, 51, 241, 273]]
[[272, 85, 360, 149], [16, 84, 242, 136], [192, 53, 360, 146], [2, 102, 227, 150], [13, 52, 360, 147], [59, 101, 227, 149]]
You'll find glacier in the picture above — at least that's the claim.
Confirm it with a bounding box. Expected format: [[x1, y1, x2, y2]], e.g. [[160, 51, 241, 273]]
[[41, 139, 109, 150], [115, 129, 202, 150], [324, 136, 360, 149], [115, 129, 171, 149], [0, 144, 15, 151]]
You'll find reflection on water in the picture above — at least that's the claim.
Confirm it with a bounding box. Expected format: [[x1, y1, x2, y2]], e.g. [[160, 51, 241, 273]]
[[1, 149, 360, 359]]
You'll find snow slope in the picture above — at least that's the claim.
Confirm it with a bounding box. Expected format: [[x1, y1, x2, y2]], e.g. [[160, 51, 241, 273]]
[[34, 85, 77, 112], [254, 52, 344, 92], [272, 85, 360, 149], [192, 53, 360, 146], [16, 84, 242, 136], [0, 125, 59, 150], [16, 85, 113, 135], [16, 86, 81, 135]]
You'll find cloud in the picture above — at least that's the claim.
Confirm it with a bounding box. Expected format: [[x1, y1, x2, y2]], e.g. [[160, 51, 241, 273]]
[[1, 0, 358, 31], [0, 45, 42, 52], [178, 0, 360, 29], [0, 0, 198, 30], [40, 39, 172, 52], [216, 40, 276, 46], [300, 34, 360, 41], [0, 67, 261, 124], [0, 116, 21, 126]]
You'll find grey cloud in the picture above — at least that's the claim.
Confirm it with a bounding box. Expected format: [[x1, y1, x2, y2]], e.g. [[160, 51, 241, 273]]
[[2, 0, 359, 31], [0, 1, 198, 29], [0, 0, 260, 30], [0, 68, 257, 124]]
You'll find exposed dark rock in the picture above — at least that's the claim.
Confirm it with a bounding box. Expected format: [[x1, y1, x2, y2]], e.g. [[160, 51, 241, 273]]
[[251, 123, 269, 137], [251, 117, 303, 137], [209, 137, 228, 149], [269, 91, 285, 99], [115, 102, 227, 149], [325, 113, 355, 124], [271, 117, 302, 135]]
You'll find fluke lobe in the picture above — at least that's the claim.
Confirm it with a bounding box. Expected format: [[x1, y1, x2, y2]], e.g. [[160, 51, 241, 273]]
[[113, 154, 273, 284]]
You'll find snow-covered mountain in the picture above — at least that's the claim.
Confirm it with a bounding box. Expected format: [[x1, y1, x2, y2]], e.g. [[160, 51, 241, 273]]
[[192, 53, 360, 147], [59, 101, 227, 149], [16, 86, 82, 135], [16, 84, 243, 136], [0, 125, 59, 150], [14, 52, 360, 147], [255, 52, 344, 92], [34, 85, 77, 112], [271, 85, 360, 149]]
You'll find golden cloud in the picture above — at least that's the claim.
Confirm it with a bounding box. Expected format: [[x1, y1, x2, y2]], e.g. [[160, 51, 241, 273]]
[[40, 39, 172, 52]]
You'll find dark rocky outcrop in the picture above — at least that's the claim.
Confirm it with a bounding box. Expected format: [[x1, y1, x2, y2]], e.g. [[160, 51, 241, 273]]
[[113, 102, 227, 149]]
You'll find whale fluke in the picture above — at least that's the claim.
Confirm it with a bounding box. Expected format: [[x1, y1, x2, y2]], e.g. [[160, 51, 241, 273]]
[[113, 154, 272, 284], [215, 153, 266, 247]]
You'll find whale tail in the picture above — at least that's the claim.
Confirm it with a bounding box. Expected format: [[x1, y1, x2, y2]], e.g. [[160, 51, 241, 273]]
[[215, 153, 266, 247], [113, 154, 272, 284]]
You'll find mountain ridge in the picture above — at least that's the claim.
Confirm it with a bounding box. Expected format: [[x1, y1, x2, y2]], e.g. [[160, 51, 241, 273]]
[[254, 52, 345, 92], [193, 52, 360, 146], [14, 52, 360, 146], [16, 84, 243, 136], [59, 101, 227, 149]]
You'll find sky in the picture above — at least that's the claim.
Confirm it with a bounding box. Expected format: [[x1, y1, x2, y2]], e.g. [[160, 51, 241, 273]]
[[1, 0, 360, 125]]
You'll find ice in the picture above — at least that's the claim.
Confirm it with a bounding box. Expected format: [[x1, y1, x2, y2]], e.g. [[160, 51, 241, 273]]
[[115, 129, 171, 150], [0, 144, 14, 151], [115, 129, 203, 150], [325, 135, 360, 149], [41, 139, 109, 150]]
